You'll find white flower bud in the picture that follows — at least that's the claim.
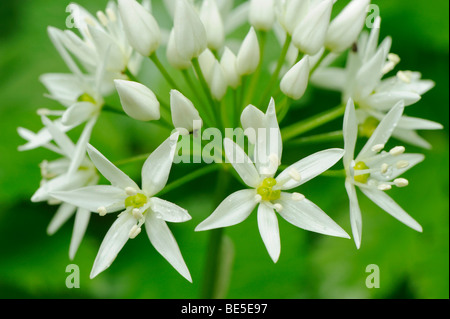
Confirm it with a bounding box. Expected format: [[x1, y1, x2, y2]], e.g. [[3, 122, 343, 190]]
[[166, 29, 192, 69], [249, 0, 275, 31], [118, 0, 161, 57], [236, 27, 260, 76], [170, 90, 203, 134], [280, 56, 310, 100], [114, 79, 160, 121], [173, 0, 207, 61], [210, 60, 227, 101], [292, 0, 333, 56], [325, 0, 370, 53], [277, 0, 309, 35], [200, 0, 225, 50], [198, 49, 216, 84], [220, 47, 241, 89]]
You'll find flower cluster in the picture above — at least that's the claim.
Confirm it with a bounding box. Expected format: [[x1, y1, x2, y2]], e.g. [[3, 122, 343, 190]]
[[18, 0, 441, 285]]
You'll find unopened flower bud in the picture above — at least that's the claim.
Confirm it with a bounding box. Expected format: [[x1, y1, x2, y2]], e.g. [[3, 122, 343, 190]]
[[170, 90, 203, 134], [236, 27, 260, 76], [280, 56, 310, 100], [114, 80, 160, 121], [166, 30, 192, 70], [118, 0, 161, 57], [200, 0, 225, 50], [220, 47, 241, 89], [249, 0, 275, 31]]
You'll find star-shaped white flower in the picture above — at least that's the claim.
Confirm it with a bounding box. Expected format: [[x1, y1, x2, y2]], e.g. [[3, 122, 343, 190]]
[[50, 132, 192, 281], [195, 99, 349, 262], [343, 98, 424, 249]]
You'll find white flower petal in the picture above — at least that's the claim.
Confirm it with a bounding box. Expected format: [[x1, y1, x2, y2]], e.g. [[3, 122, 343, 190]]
[[360, 187, 423, 232], [61, 102, 96, 127], [149, 197, 191, 223], [50, 185, 126, 213], [370, 153, 425, 181], [90, 212, 136, 279], [361, 91, 421, 111], [277, 193, 350, 238], [68, 117, 98, 175], [345, 179, 362, 249], [145, 212, 192, 282], [397, 115, 444, 131], [47, 202, 77, 235], [343, 98, 358, 168], [277, 148, 344, 190], [257, 203, 281, 263], [69, 208, 91, 260], [141, 132, 180, 196], [87, 144, 139, 189], [357, 101, 404, 160], [392, 129, 432, 149], [41, 116, 75, 158], [195, 189, 257, 231], [223, 138, 260, 188]]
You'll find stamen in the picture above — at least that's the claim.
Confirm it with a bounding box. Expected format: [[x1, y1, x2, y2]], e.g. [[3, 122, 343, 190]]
[[106, 8, 117, 22], [394, 178, 409, 187], [48, 198, 62, 205], [132, 208, 143, 220], [371, 144, 385, 153], [125, 187, 138, 196], [129, 225, 141, 239], [380, 163, 389, 174], [377, 184, 392, 191], [254, 194, 262, 203], [388, 53, 401, 65], [389, 146, 406, 156], [396, 160, 409, 169], [84, 17, 96, 27], [397, 71, 412, 83], [273, 203, 283, 212], [96, 11, 109, 26], [288, 168, 301, 182], [37, 108, 51, 116], [291, 192, 305, 201], [97, 206, 107, 216]]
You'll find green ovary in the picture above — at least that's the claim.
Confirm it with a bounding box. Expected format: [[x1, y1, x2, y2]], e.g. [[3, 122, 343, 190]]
[[354, 161, 370, 184], [77, 93, 96, 104], [125, 193, 148, 208], [359, 116, 380, 138], [257, 177, 281, 201]]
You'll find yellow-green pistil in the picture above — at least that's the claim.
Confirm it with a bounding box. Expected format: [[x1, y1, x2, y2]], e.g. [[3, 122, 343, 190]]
[[77, 93, 96, 104], [257, 178, 281, 201], [354, 161, 370, 184], [125, 193, 147, 208], [359, 116, 380, 138]]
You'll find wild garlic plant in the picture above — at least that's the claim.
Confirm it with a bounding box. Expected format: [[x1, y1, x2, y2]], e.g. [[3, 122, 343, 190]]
[[18, 0, 442, 297]]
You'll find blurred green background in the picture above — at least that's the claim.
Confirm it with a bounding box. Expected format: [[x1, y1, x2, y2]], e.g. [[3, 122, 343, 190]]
[[0, 0, 448, 299]]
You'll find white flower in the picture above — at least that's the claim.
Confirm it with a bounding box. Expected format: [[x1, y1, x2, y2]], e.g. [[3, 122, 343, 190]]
[[200, 0, 225, 50], [280, 55, 310, 100], [236, 27, 260, 76], [114, 79, 161, 121], [170, 90, 203, 134], [118, 0, 161, 57], [276, 0, 310, 36], [49, 132, 192, 281], [313, 17, 442, 148], [220, 47, 241, 89], [249, 0, 276, 31], [196, 99, 349, 262], [30, 116, 99, 259], [343, 98, 424, 249], [325, 0, 370, 53]]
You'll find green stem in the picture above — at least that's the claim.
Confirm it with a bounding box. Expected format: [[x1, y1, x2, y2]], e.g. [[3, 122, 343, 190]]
[[150, 53, 180, 90], [124, 68, 139, 82], [201, 169, 232, 299], [287, 130, 344, 146], [259, 34, 292, 106], [281, 104, 346, 141], [192, 57, 220, 128]]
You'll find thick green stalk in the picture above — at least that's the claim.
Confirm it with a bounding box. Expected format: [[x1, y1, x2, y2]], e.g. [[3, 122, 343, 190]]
[[281, 104, 346, 141], [287, 130, 344, 146], [150, 53, 181, 90]]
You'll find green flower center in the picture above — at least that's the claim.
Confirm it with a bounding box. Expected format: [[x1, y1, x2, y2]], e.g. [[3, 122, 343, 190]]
[[257, 178, 281, 201], [125, 193, 148, 208], [354, 161, 370, 184], [77, 93, 96, 104], [359, 116, 380, 138]]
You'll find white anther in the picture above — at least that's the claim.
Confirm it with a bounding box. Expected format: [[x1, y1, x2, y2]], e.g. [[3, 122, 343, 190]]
[[394, 178, 409, 187], [388, 53, 401, 65], [128, 225, 141, 239], [397, 71, 412, 83], [389, 146, 406, 156], [84, 17, 96, 27], [37, 108, 51, 116], [274, 203, 283, 212], [377, 184, 392, 191], [125, 187, 138, 196], [380, 163, 389, 174], [106, 8, 117, 22], [132, 208, 143, 220], [254, 194, 262, 203], [371, 144, 385, 153], [269, 153, 280, 168], [97, 206, 107, 216], [382, 62, 395, 75], [291, 192, 305, 201], [48, 198, 62, 205], [288, 168, 301, 182], [396, 160, 410, 169], [96, 11, 109, 26]]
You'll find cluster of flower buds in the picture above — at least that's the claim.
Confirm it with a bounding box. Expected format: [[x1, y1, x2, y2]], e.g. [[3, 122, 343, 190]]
[[18, 0, 441, 283]]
